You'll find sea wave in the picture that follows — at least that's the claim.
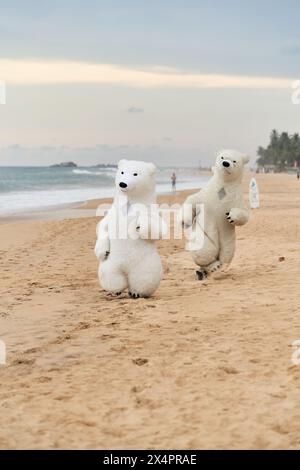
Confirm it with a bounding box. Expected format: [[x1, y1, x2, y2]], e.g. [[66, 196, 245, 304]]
[[72, 169, 116, 177], [0, 167, 209, 216]]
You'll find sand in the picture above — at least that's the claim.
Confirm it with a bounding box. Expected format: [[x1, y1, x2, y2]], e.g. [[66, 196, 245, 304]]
[[0, 173, 300, 450]]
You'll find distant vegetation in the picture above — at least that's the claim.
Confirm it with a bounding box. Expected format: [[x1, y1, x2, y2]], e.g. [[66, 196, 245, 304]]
[[257, 130, 300, 171]]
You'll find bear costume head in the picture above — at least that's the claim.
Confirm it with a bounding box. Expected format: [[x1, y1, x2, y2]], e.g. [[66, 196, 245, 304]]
[[115, 159, 157, 203], [214, 149, 249, 183]]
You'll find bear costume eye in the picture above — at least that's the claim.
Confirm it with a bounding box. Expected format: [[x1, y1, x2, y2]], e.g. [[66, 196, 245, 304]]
[[221, 156, 224, 160], [121, 171, 124, 174], [233, 160, 236, 164], [133, 173, 138, 176]]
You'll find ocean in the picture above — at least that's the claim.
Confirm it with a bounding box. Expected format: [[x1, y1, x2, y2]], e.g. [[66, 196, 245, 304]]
[[0, 166, 209, 217]]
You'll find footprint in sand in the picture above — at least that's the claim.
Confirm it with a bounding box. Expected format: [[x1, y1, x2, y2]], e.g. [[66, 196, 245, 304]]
[[132, 358, 148, 366]]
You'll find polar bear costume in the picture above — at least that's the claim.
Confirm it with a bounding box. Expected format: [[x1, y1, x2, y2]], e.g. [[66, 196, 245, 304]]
[[95, 160, 164, 298], [182, 149, 249, 279]]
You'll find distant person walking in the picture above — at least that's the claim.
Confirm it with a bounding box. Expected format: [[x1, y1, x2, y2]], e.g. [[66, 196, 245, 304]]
[[171, 172, 177, 192], [297, 170, 300, 180]]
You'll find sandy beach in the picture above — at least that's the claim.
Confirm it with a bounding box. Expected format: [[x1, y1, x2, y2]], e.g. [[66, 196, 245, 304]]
[[0, 173, 300, 450]]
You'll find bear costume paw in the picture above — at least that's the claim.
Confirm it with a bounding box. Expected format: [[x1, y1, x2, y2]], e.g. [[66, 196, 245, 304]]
[[226, 208, 240, 225], [226, 208, 248, 226], [196, 269, 208, 281], [129, 291, 140, 299]]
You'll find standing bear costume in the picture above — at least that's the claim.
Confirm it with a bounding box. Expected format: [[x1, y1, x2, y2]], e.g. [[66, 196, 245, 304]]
[[182, 149, 249, 279], [95, 160, 165, 298]]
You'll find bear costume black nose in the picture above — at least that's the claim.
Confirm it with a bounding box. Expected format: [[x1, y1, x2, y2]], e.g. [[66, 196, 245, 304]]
[[119, 182, 127, 188], [222, 161, 230, 168]]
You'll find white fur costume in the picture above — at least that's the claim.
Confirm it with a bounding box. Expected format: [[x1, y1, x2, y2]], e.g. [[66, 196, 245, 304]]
[[95, 160, 165, 298], [182, 150, 249, 279]]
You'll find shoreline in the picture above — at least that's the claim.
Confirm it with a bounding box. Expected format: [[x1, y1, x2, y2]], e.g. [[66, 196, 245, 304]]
[[0, 168, 212, 223], [1, 171, 296, 224], [0, 188, 197, 224]]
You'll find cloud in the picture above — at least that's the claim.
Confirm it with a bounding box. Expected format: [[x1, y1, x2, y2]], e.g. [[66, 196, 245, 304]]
[[127, 106, 144, 113], [0, 59, 294, 89]]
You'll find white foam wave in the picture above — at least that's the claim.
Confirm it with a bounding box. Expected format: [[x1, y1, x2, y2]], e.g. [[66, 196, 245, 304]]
[[73, 169, 116, 176], [0, 187, 115, 216]]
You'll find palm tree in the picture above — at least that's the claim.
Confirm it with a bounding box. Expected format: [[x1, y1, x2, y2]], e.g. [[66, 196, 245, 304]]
[[257, 130, 300, 170]]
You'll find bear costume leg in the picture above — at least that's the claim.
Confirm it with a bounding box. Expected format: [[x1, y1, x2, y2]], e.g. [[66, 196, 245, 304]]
[[194, 229, 236, 279], [128, 255, 163, 298], [219, 229, 236, 265], [191, 229, 219, 279], [99, 260, 128, 294]]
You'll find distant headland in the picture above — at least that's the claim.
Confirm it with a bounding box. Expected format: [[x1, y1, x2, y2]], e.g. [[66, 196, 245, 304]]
[[92, 163, 117, 169], [50, 161, 77, 168], [49, 162, 117, 169]]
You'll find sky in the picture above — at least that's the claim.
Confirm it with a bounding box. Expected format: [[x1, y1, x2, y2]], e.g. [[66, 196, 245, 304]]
[[0, 0, 300, 167]]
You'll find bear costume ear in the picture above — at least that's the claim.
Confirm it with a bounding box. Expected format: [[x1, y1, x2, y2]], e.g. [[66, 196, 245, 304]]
[[147, 163, 157, 176], [118, 159, 127, 169], [242, 154, 250, 165]]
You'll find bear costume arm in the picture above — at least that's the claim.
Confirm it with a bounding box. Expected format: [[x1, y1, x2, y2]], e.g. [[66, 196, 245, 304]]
[[181, 191, 203, 227], [94, 215, 111, 261]]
